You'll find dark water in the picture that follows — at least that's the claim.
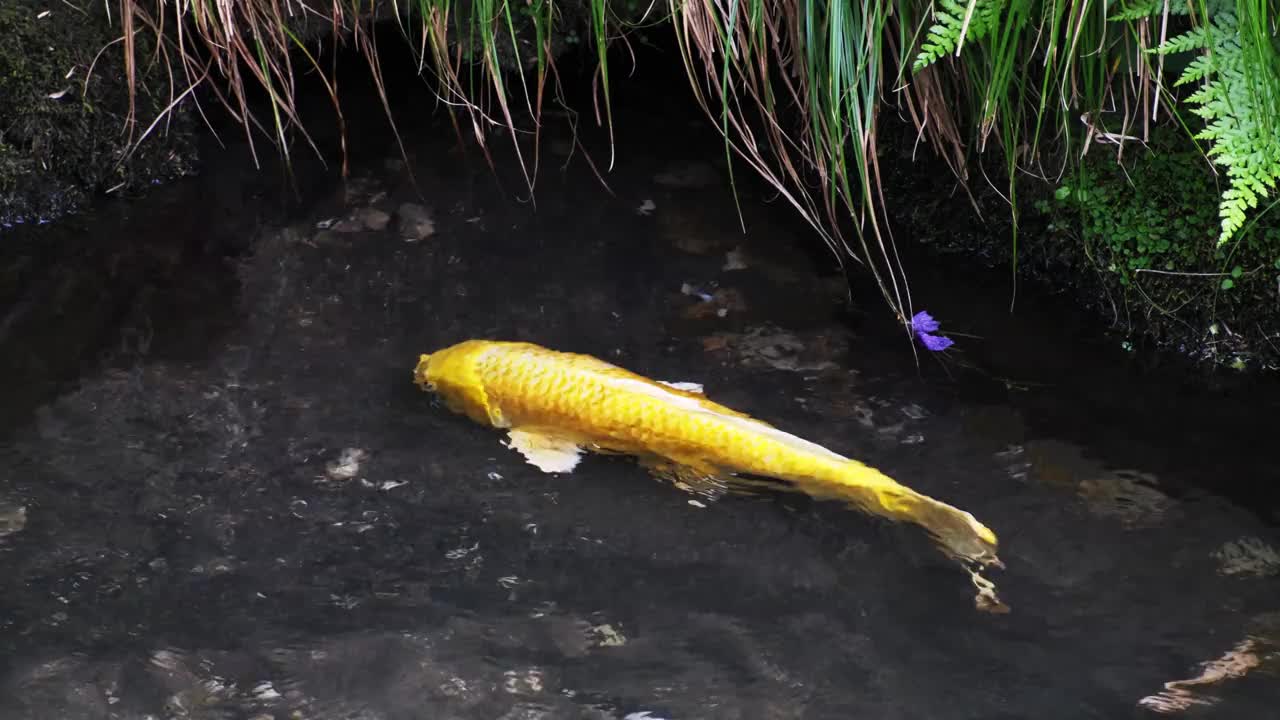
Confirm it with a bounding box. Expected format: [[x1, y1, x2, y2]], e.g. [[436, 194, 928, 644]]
[[1, 38, 1278, 720]]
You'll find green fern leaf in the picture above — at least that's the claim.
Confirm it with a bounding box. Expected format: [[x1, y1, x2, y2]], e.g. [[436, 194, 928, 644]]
[[1175, 55, 1219, 86], [1161, 5, 1280, 245], [1109, 0, 1162, 22], [1154, 26, 1211, 56], [912, 0, 1008, 73]]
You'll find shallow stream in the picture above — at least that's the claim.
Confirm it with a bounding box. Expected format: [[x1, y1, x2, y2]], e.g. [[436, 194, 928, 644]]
[[1, 43, 1278, 720]]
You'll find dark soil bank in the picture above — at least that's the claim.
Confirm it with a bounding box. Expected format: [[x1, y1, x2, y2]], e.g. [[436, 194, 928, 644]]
[[2, 43, 1279, 720]]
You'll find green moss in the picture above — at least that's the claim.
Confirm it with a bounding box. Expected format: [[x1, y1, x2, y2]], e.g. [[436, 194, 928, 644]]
[[1039, 127, 1280, 367], [0, 0, 198, 228]]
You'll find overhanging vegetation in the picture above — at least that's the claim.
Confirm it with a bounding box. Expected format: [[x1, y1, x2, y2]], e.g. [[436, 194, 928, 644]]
[[101, 0, 1280, 361]]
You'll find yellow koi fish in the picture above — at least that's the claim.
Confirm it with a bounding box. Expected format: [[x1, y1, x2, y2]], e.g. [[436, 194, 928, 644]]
[[414, 339, 1006, 610]]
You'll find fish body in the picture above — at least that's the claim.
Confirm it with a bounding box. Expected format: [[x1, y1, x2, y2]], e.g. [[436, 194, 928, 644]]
[[414, 339, 1001, 572]]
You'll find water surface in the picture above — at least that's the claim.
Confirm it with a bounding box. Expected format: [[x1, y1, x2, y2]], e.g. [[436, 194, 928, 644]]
[[1, 44, 1278, 720]]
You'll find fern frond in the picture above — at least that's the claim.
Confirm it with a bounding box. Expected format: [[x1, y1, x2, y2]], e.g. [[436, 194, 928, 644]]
[[1174, 55, 1219, 87], [912, 0, 1008, 73], [1157, 6, 1280, 245], [1154, 25, 1213, 57], [1109, 0, 1163, 22]]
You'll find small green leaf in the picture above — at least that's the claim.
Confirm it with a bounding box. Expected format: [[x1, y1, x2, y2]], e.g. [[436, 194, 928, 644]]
[[1054, 186, 1072, 201], [1220, 278, 1235, 290], [1230, 265, 1243, 278]]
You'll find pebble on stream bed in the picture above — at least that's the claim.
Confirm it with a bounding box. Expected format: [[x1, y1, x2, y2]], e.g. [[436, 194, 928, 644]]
[[0, 502, 26, 539], [398, 202, 436, 242], [1213, 537, 1280, 577]]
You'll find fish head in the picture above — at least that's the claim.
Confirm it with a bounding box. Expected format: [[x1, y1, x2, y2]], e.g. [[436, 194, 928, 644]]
[[414, 340, 498, 424]]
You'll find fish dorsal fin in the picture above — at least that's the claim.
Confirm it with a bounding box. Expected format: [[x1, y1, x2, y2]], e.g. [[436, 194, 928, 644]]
[[658, 380, 704, 394], [504, 428, 584, 474]]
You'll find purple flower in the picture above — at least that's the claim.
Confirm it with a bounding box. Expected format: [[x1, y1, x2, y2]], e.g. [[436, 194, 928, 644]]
[[911, 310, 954, 352]]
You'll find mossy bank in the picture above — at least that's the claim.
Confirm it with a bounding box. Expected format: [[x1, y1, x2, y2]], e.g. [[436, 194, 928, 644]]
[[897, 125, 1280, 373], [1045, 130, 1280, 371], [0, 0, 198, 228]]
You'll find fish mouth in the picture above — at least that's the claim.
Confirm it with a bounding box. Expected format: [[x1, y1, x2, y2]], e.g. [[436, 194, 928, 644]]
[[413, 354, 434, 390]]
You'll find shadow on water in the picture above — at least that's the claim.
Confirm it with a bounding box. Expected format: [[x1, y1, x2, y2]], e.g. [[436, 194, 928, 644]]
[[1, 27, 1278, 720], [0, 117, 333, 434]]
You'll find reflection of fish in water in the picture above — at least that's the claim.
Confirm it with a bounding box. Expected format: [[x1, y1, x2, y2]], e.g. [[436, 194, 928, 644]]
[[414, 339, 1006, 610]]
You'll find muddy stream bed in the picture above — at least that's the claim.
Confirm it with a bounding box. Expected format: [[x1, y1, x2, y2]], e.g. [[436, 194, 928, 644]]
[[1, 48, 1278, 720]]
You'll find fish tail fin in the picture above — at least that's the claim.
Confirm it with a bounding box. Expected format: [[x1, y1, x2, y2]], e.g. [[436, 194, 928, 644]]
[[808, 459, 1002, 570], [783, 456, 1008, 612]]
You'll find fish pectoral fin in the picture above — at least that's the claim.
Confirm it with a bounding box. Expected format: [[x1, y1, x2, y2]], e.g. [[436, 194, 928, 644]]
[[658, 380, 704, 394], [504, 428, 584, 474], [639, 455, 732, 502]]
